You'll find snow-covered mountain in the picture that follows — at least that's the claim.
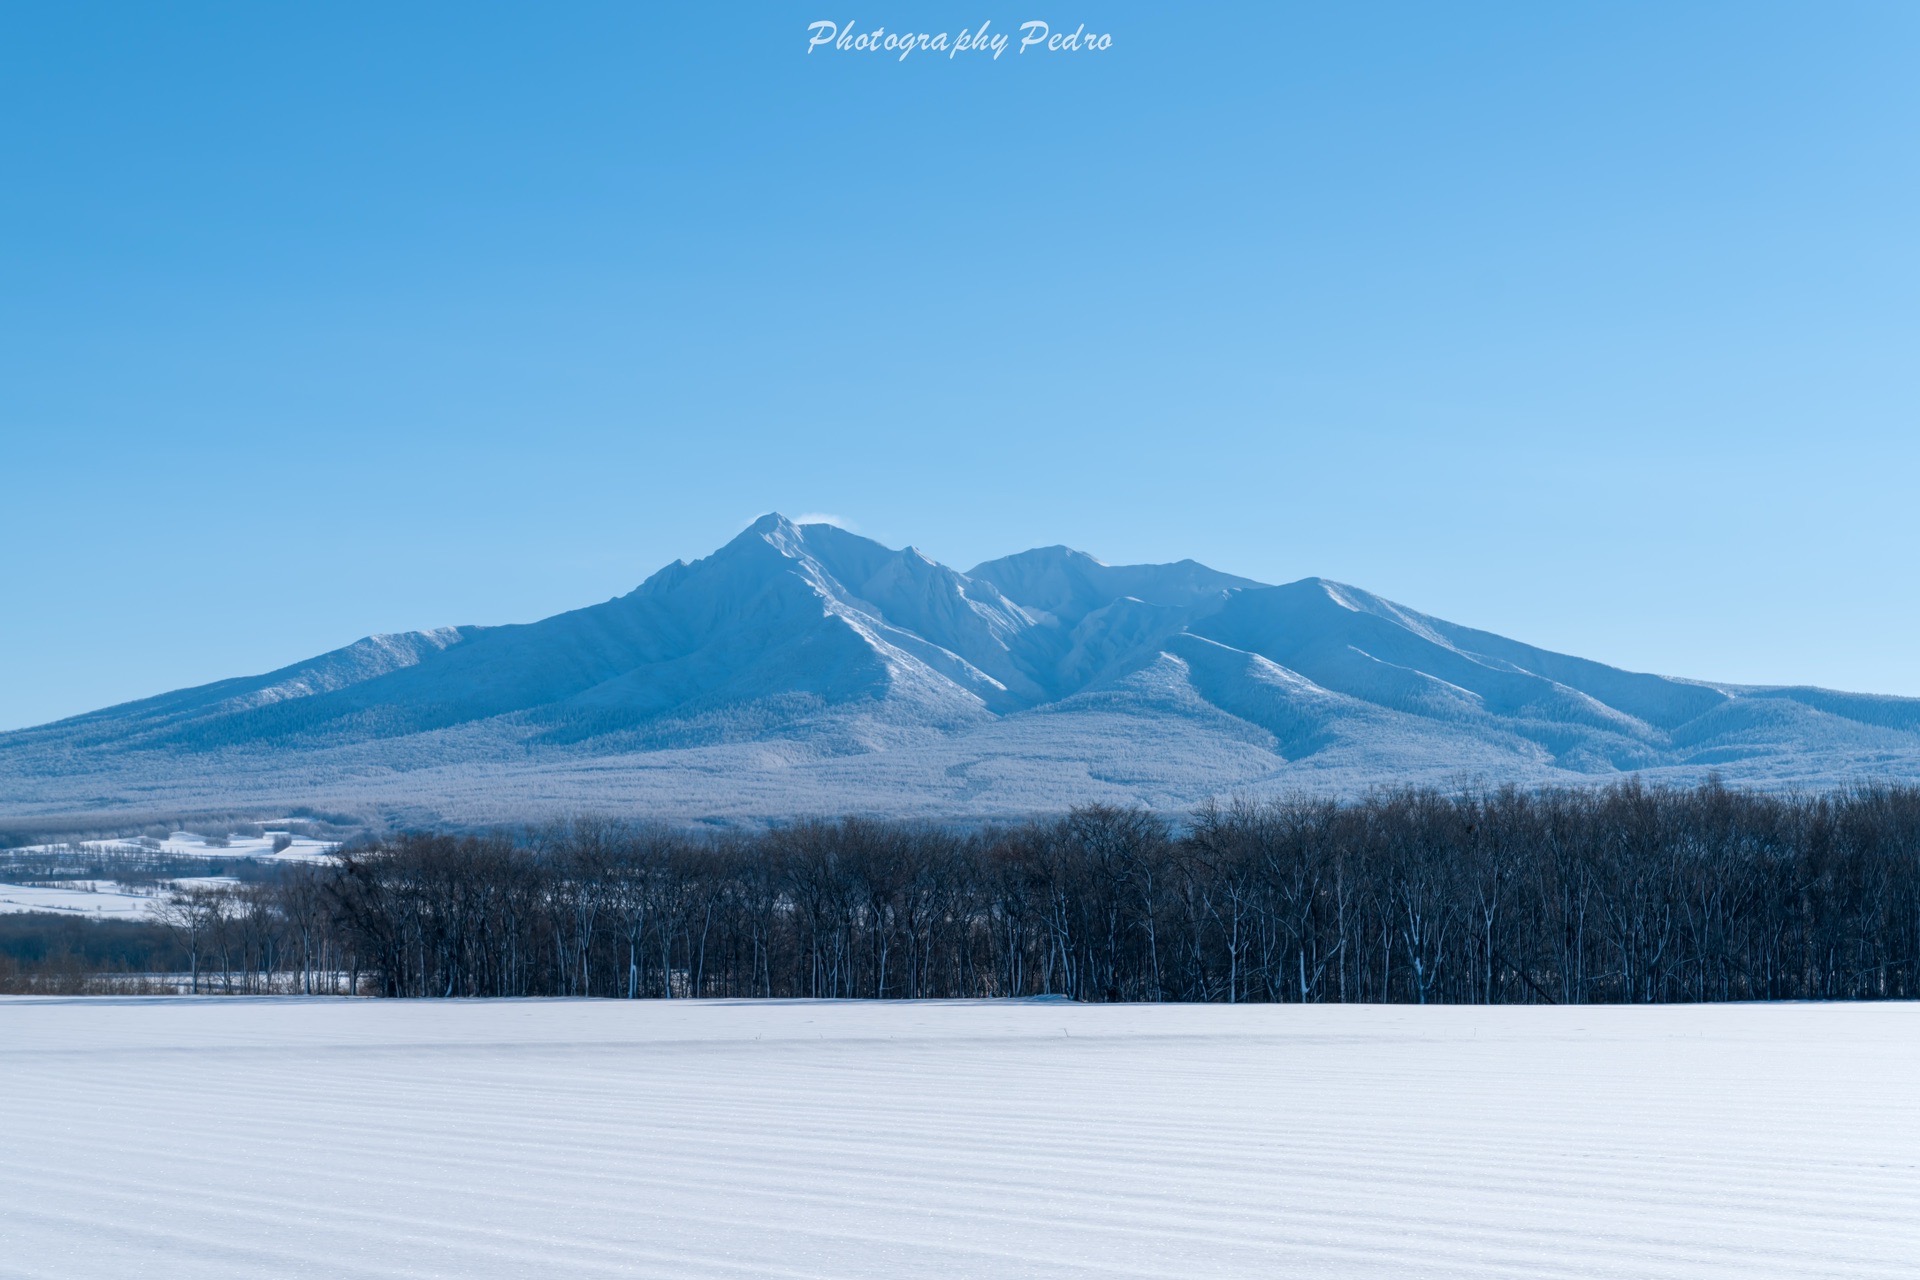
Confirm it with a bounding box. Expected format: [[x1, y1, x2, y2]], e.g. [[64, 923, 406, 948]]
[[6, 514, 1919, 824]]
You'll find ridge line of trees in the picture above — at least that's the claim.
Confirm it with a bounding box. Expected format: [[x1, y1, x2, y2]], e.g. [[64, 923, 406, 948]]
[[162, 779, 1920, 1003]]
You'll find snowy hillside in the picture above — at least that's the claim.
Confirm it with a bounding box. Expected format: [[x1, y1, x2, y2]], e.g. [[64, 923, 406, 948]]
[[4, 513, 1920, 823]]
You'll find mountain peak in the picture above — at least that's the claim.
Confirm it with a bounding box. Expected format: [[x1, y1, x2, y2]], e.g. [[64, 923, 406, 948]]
[[739, 511, 804, 546], [6, 518, 1920, 821], [970, 544, 1267, 627]]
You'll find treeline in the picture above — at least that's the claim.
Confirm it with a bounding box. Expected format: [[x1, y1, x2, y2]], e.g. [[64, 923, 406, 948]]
[[0, 913, 190, 994], [154, 779, 1920, 1003]]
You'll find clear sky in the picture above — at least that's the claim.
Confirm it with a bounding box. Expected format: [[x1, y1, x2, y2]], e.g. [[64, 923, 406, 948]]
[[2, 3, 1916, 730]]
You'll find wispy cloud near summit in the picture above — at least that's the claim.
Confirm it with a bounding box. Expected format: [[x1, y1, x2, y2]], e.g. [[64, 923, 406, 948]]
[[792, 512, 856, 531]]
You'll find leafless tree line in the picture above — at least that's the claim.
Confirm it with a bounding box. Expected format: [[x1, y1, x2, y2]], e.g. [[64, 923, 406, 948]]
[[171, 780, 1920, 1002], [154, 867, 354, 994]]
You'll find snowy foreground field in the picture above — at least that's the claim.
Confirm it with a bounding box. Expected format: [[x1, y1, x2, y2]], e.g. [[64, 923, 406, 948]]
[[2, 1000, 1916, 1279]]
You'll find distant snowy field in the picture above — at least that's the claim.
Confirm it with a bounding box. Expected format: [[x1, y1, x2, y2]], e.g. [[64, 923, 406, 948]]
[[0, 831, 335, 918], [0, 878, 168, 918], [0, 830, 340, 867], [2, 1000, 1915, 1278]]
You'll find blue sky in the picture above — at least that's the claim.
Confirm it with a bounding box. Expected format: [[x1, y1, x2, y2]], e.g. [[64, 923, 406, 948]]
[[2, 3, 1916, 729]]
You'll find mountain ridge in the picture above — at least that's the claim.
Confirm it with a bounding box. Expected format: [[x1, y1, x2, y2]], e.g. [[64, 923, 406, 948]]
[[5, 513, 1918, 823]]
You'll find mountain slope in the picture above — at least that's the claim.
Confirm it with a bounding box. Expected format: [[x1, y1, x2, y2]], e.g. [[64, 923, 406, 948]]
[[4, 514, 1919, 822]]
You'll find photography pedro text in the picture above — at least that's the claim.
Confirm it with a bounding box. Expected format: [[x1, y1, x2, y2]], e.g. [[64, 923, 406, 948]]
[[806, 20, 1112, 61]]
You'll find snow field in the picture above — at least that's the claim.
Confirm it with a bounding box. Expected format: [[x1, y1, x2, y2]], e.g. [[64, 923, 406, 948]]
[[4, 831, 338, 864], [0, 880, 165, 918], [0, 999, 1915, 1279], [0, 831, 336, 918]]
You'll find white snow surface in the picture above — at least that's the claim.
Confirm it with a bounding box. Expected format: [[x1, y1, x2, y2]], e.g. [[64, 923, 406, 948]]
[[0, 880, 162, 918], [0, 833, 336, 917], [141, 831, 338, 863], [1, 998, 1915, 1279], [5, 832, 337, 864], [6, 513, 1920, 823]]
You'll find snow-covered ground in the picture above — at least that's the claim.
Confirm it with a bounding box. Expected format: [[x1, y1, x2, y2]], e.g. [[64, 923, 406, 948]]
[[1, 1000, 1914, 1278], [4, 831, 337, 864], [0, 830, 336, 917], [151, 831, 337, 862], [0, 878, 165, 918]]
